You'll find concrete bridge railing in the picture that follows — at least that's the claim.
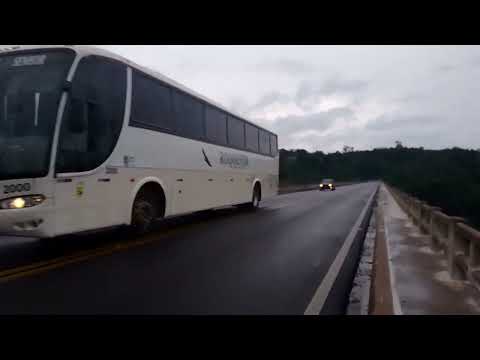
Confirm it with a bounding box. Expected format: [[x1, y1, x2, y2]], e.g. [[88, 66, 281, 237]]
[[386, 184, 480, 289]]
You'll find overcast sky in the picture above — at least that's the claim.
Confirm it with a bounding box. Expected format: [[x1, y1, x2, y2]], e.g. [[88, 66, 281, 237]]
[[98, 45, 480, 153]]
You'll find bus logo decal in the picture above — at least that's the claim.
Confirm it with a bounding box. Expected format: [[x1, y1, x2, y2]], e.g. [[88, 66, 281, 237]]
[[219, 152, 249, 169]]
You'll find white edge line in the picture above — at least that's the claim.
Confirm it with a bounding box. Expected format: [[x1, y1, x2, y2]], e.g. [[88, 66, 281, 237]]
[[304, 185, 378, 315], [383, 207, 403, 315]]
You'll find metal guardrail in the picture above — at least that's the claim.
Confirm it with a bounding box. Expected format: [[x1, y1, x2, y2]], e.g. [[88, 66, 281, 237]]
[[386, 184, 480, 288]]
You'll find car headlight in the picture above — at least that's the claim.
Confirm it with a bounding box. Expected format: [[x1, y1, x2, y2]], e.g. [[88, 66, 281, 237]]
[[329, 184, 333, 187], [0, 195, 46, 210]]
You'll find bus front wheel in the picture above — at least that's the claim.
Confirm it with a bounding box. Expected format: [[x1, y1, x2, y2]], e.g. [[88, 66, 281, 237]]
[[131, 191, 158, 235]]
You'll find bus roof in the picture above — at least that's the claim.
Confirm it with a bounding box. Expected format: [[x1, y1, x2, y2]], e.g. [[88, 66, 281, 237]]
[[0, 45, 277, 137]]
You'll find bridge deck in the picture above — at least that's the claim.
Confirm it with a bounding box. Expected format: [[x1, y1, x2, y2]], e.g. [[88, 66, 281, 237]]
[[0, 182, 377, 315]]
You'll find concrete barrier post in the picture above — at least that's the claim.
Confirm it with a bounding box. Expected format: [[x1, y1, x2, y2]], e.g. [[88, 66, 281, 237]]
[[406, 196, 413, 218], [447, 218, 458, 279], [459, 224, 480, 269], [419, 204, 424, 231], [417, 202, 422, 227], [420, 202, 425, 233], [406, 196, 411, 215], [402, 193, 411, 218], [447, 217, 466, 280], [469, 242, 480, 291], [413, 199, 420, 226], [420, 203, 429, 233], [429, 208, 441, 247], [469, 242, 480, 269]]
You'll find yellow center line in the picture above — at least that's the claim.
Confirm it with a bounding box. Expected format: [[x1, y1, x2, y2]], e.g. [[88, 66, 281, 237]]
[[0, 209, 235, 284], [0, 229, 177, 284], [0, 247, 115, 278]]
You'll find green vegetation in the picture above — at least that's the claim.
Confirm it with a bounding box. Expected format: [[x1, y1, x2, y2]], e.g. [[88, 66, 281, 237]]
[[279, 146, 480, 227]]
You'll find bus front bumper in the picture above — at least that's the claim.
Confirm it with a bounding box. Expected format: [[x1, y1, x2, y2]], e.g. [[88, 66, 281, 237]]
[[0, 203, 55, 238]]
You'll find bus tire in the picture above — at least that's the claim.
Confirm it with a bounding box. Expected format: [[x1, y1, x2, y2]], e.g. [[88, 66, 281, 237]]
[[252, 184, 261, 209], [236, 183, 262, 210], [131, 189, 158, 235], [240, 183, 261, 210]]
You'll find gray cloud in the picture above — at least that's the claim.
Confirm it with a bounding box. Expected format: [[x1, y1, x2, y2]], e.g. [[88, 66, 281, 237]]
[[244, 75, 368, 115], [254, 59, 316, 75], [436, 64, 457, 73], [298, 118, 456, 153], [355, 112, 473, 151], [295, 77, 368, 104], [394, 93, 427, 103], [229, 97, 250, 115], [321, 77, 369, 95], [366, 114, 438, 132], [470, 56, 480, 67], [248, 91, 291, 112], [268, 107, 355, 138]]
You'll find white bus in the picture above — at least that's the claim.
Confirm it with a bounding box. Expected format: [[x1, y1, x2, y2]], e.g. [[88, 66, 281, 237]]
[[0, 45, 279, 238]]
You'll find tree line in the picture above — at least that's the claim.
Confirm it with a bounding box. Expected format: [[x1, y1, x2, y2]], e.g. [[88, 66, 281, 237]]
[[279, 146, 480, 228]]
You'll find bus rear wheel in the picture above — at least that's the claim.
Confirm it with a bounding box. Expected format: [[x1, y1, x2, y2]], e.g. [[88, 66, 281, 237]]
[[252, 186, 261, 208], [240, 184, 261, 210], [131, 191, 158, 235]]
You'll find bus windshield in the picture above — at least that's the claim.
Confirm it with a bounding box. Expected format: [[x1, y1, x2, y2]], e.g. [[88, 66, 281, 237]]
[[0, 49, 75, 180]]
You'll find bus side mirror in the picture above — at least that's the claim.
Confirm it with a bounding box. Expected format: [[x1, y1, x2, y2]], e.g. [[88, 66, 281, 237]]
[[67, 98, 87, 134]]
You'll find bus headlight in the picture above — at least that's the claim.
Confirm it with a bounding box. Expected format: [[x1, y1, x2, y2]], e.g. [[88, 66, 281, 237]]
[[0, 195, 46, 210]]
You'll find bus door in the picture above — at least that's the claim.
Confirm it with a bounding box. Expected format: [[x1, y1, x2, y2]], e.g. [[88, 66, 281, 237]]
[[54, 55, 127, 235]]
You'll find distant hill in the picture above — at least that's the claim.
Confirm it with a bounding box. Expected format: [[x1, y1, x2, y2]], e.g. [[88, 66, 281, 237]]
[[279, 147, 480, 227]]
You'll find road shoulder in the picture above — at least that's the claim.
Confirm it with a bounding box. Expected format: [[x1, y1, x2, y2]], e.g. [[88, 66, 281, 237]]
[[370, 201, 397, 314]]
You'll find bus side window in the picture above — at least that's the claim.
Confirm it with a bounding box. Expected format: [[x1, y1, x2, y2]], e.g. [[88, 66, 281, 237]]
[[130, 71, 174, 132], [259, 130, 270, 155], [205, 105, 227, 145], [172, 90, 204, 140], [227, 116, 245, 149], [245, 123, 259, 152], [270, 134, 278, 156]]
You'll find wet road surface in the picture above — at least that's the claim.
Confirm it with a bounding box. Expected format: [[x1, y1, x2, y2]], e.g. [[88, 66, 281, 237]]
[[0, 182, 378, 314]]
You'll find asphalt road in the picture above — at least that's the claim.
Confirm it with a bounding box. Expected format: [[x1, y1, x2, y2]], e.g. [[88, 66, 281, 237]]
[[0, 182, 378, 315]]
